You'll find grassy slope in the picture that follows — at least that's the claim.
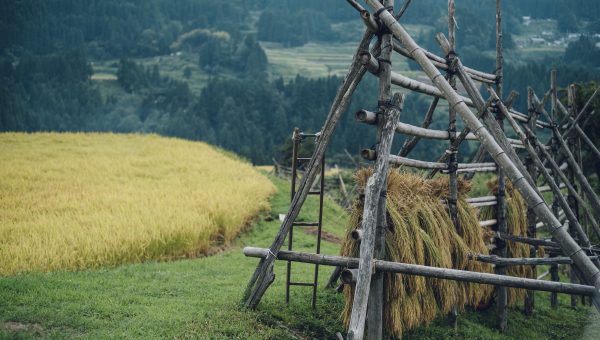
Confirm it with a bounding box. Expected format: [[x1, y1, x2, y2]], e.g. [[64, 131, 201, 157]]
[[1, 174, 598, 339]]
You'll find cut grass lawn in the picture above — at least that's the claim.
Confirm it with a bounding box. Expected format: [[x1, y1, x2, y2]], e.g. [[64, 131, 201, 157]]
[[1, 173, 598, 339]]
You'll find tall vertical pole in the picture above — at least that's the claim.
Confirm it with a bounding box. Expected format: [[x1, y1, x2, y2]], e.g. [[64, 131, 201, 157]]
[[549, 70, 560, 308], [366, 1, 394, 338], [524, 88, 538, 316], [567, 84, 580, 308], [286, 128, 300, 304], [494, 0, 508, 332], [447, 0, 460, 328]]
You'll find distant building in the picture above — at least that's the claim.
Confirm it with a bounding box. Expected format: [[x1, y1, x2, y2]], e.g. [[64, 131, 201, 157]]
[[530, 37, 546, 44], [522, 16, 531, 26]]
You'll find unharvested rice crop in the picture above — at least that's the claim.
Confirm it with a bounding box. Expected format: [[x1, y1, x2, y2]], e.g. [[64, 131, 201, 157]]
[[341, 169, 493, 338], [0, 133, 275, 275]]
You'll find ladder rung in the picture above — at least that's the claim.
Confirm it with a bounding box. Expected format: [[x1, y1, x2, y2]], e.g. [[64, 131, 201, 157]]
[[297, 157, 312, 161], [308, 191, 321, 195], [289, 282, 316, 287], [293, 222, 320, 227]]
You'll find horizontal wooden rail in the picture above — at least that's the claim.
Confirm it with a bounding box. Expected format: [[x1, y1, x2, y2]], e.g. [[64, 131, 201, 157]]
[[387, 154, 495, 172], [469, 253, 599, 266], [243, 247, 596, 296]]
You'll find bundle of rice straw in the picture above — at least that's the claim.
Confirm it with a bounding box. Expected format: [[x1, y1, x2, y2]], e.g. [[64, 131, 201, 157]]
[[479, 178, 543, 305], [340, 169, 493, 338]]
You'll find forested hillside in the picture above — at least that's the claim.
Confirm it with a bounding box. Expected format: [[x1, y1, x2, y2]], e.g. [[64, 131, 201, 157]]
[[1, 0, 600, 164]]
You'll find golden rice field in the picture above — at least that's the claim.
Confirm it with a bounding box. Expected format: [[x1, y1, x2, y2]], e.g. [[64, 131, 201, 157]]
[[0, 133, 275, 275]]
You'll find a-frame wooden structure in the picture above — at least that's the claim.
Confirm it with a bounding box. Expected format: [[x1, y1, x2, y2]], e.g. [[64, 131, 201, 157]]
[[242, 1, 600, 338]]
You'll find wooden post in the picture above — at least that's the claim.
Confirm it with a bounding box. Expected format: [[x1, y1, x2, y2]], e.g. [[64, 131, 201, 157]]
[[568, 85, 580, 308], [549, 70, 560, 308], [446, 0, 460, 328], [347, 93, 403, 340], [494, 0, 508, 330], [367, 2, 394, 338], [524, 88, 538, 316], [242, 30, 374, 309]]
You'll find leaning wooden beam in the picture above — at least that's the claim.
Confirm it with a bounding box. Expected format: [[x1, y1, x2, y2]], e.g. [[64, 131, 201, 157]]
[[470, 253, 600, 266], [363, 0, 600, 311], [489, 87, 597, 250], [435, 35, 538, 192], [565, 117, 600, 161], [395, 0, 412, 20], [534, 94, 600, 217], [243, 247, 597, 296], [559, 87, 600, 130], [427, 96, 497, 179], [348, 92, 403, 340], [360, 51, 474, 106], [242, 30, 374, 309], [524, 127, 600, 239], [398, 97, 439, 156], [392, 42, 497, 83]]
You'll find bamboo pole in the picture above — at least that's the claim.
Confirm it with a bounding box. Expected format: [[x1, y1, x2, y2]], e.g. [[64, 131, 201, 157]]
[[243, 247, 597, 296], [243, 30, 374, 309], [361, 0, 600, 312]]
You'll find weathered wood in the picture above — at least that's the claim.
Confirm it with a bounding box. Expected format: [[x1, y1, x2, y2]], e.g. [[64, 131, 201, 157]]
[[470, 253, 600, 266], [326, 266, 343, 289], [243, 30, 374, 309], [568, 85, 582, 308], [428, 96, 497, 179], [544, 100, 600, 218], [348, 92, 402, 340], [388, 155, 495, 171], [395, 0, 412, 20], [494, 2, 508, 327], [398, 97, 439, 156], [392, 42, 497, 83], [489, 87, 596, 251], [447, 1, 459, 327], [341, 268, 360, 284], [336, 165, 350, 208], [368, 5, 394, 337], [525, 87, 537, 316], [243, 247, 597, 296], [362, 0, 600, 311], [567, 119, 600, 161]]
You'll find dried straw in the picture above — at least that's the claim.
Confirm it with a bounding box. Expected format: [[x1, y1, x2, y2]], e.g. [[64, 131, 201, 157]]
[[341, 169, 493, 338], [479, 178, 542, 305]]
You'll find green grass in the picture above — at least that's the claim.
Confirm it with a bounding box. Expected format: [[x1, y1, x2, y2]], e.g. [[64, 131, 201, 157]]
[[1, 174, 597, 339]]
